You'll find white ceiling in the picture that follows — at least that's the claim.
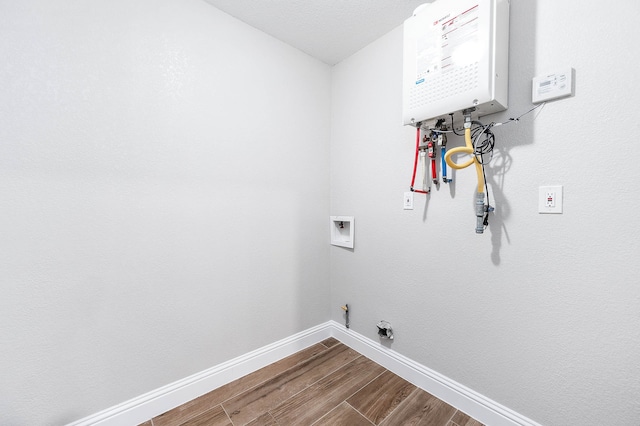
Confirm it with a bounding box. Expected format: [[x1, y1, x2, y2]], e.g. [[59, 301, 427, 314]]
[[203, 0, 429, 65]]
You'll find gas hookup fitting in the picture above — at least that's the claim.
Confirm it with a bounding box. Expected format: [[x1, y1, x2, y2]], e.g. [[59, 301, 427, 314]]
[[341, 304, 349, 329]]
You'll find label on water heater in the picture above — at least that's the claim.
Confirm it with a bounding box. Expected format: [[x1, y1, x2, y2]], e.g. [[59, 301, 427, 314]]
[[402, 0, 510, 126], [414, 5, 480, 85]]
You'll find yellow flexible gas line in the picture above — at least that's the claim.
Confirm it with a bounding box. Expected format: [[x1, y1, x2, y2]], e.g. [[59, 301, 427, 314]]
[[444, 127, 484, 193], [445, 123, 488, 233]]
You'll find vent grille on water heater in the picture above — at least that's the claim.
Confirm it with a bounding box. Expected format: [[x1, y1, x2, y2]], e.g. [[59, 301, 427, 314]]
[[402, 0, 510, 127]]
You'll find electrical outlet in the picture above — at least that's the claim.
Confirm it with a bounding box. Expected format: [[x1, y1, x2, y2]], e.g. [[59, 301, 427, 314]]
[[545, 191, 555, 207], [539, 185, 563, 214], [403, 192, 414, 210]]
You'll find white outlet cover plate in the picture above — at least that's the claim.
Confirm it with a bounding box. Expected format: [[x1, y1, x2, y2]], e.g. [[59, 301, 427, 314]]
[[538, 185, 563, 214], [403, 191, 414, 210]]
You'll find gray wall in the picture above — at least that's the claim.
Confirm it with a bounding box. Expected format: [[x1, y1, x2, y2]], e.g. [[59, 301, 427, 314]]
[[330, 1, 640, 425], [0, 1, 331, 424], [3, 0, 640, 425]]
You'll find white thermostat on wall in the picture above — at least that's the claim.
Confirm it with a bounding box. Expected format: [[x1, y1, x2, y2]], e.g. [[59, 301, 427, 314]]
[[402, 0, 510, 126], [532, 67, 575, 103]]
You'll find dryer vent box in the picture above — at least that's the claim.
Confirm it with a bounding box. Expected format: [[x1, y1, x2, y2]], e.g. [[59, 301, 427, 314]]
[[402, 0, 510, 127]]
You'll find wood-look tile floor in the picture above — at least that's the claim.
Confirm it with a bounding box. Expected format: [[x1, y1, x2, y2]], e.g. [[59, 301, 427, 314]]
[[140, 338, 484, 426]]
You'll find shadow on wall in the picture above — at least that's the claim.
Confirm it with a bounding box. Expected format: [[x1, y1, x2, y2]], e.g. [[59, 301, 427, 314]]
[[416, 0, 538, 266], [483, 0, 538, 265]]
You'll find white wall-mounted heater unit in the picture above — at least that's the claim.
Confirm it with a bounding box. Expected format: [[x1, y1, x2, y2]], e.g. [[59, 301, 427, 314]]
[[402, 0, 510, 127]]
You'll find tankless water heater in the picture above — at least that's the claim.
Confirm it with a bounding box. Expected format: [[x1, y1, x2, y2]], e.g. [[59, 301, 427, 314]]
[[402, 0, 510, 127]]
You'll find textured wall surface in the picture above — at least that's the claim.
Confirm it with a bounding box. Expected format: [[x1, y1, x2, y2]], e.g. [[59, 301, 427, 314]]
[[3, 0, 640, 424], [330, 1, 640, 425], [0, 1, 331, 424]]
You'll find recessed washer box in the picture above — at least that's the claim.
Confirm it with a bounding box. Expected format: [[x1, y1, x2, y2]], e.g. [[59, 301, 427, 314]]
[[330, 216, 354, 248]]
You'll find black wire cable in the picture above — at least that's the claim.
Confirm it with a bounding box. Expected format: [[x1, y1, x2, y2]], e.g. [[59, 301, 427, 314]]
[[482, 164, 491, 227], [448, 103, 545, 230], [471, 121, 496, 165], [449, 113, 464, 136], [497, 102, 546, 125]]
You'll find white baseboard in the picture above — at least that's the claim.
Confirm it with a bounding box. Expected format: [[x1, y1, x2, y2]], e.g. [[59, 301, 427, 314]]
[[67, 321, 541, 426], [328, 321, 542, 426], [66, 323, 333, 426]]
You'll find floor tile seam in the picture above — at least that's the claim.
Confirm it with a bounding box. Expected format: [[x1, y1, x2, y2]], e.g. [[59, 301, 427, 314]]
[[446, 410, 461, 426], [219, 378, 312, 424], [346, 374, 420, 426], [307, 405, 338, 426], [234, 407, 281, 426], [298, 358, 385, 425], [344, 401, 377, 426], [219, 400, 238, 425], [176, 401, 223, 426], [261, 354, 367, 423], [297, 353, 366, 393], [318, 341, 331, 350], [218, 342, 337, 408], [307, 401, 375, 426], [339, 369, 387, 420], [237, 410, 284, 426], [155, 342, 337, 425], [265, 410, 282, 426], [172, 404, 226, 426], [377, 387, 423, 426], [274, 352, 366, 403], [220, 350, 355, 426], [262, 412, 280, 426], [273, 343, 354, 386], [219, 404, 235, 426], [155, 373, 252, 426]]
